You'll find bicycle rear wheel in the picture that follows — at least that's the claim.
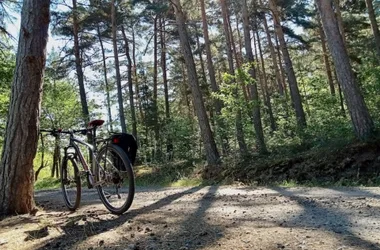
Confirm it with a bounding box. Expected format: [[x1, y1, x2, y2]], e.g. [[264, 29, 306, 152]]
[[61, 156, 81, 211], [96, 144, 135, 214]]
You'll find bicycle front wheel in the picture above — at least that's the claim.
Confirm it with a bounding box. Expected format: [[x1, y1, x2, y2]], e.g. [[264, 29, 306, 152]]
[[96, 144, 135, 214], [61, 156, 81, 211]]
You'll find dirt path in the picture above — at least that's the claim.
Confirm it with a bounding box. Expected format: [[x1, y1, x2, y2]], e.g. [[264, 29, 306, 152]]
[[1, 186, 380, 250]]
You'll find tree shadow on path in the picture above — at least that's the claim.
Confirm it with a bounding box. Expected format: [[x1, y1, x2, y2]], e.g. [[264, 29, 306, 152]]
[[272, 187, 380, 250], [36, 186, 205, 249]]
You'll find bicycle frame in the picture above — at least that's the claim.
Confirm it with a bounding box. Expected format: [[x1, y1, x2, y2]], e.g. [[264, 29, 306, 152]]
[[63, 129, 106, 188]]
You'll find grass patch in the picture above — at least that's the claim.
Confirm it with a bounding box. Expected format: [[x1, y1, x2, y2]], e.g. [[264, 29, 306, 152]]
[[134, 160, 205, 187], [34, 177, 60, 190]]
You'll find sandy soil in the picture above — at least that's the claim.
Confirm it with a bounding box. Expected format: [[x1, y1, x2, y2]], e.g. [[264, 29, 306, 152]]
[[1, 186, 380, 250]]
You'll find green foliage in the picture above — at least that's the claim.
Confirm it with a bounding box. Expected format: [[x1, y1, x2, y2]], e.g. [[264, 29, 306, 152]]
[[35, 177, 60, 190]]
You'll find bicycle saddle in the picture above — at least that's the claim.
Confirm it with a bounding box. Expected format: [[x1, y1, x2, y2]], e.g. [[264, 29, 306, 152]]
[[88, 119, 105, 127]]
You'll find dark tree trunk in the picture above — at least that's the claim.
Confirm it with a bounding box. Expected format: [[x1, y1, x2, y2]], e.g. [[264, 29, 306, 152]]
[[333, 0, 347, 46], [121, 26, 137, 138], [220, 0, 248, 155], [200, 0, 229, 154], [365, 0, 380, 63], [132, 26, 144, 123], [97, 25, 113, 132], [73, 0, 91, 134], [0, 0, 50, 215], [242, 0, 268, 153], [159, 17, 173, 160], [317, 14, 335, 96], [316, 0, 374, 140], [111, 0, 126, 133], [172, 0, 220, 166], [261, 11, 284, 96], [153, 16, 160, 158], [255, 29, 277, 132], [269, 0, 307, 128]]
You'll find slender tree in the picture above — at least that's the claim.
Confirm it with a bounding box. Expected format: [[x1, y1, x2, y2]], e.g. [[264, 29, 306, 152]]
[[316, 14, 335, 96], [200, 0, 228, 154], [269, 0, 307, 128], [365, 0, 380, 63], [72, 0, 91, 127], [121, 26, 137, 138], [172, 0, 220, 166], [220, 0, 248, 155], [111, 0, 127, 132], [241, 0, 267, 153], [97, 25, 113, 132], [261, 11, 284, 96], [0, 0, 50, 215], [316, 0, 375, 140]]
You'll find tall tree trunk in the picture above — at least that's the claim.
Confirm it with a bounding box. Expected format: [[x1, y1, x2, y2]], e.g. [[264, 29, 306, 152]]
[[121, 26, 137, 138], [132, 26, 144, 123], [153, 16, 160, 158], [365, 0, 380, 63], [0, 0, 50, 215], [220, 0, 248, 155], [73, 0, 91, 130], [255, 29, 277, 132], [159, 17, 173, 159], [316, 0, 374, 140], [332, 0, 347, 47], [275, 33, 288, 97], [261, 11, 284, 96], [228, 11, 249, 102], [241, 0, 268, 153], [269, 0, 307, 128], [194, 24, 207, 86], [97, 25, 113, 132], [316, 14, 335, 96], [172, 0, 220, 166], [200, 0, 229, 154], [111, 0, 126, 132]]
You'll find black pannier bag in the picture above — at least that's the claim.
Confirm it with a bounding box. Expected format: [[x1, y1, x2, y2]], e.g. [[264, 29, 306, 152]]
[[110, 133, 138, 165]]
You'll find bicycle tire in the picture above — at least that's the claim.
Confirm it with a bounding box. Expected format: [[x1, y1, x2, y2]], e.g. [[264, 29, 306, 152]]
[[61, 156, 81, 211], [95, 144, 135, 214]]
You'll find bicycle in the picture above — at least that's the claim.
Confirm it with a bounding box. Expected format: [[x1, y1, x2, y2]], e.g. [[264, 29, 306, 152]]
[[40, 119, 136, 214]]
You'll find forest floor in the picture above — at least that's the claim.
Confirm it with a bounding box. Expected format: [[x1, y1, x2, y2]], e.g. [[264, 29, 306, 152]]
[[1, 186, 380, 250]]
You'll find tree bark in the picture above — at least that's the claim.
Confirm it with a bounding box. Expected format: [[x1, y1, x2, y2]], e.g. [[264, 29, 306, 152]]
[[255, 29, 277, 132], [153, 16, 160, 158], [261, 11, 284, 96], [269, 0, 307, 128], [316, 14, 335, 96], [332, 0, 347, 47], [121, 26, 137, 138], [242, 0, 268, 153], [316, 0, 374, 140], [0, 0, 50, 215], [132, 26, 144, 123], [97, 25, 113, 132], [200, 0, 229, 154], [365, 0, 380, 64], [172, 0, 220, 166], [159, 17, 173, 159], [111, 0, 126, 133], [220, 0, 248, 155], [73, 0, 91, 130]]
